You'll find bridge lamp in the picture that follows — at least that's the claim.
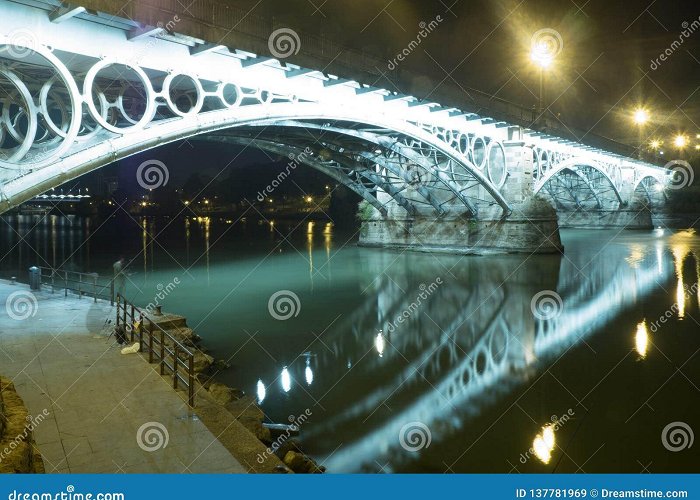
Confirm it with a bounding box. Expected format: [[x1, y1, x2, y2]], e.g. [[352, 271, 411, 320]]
[[674, 135, 688, 149], [633, 108, 649, 125], [530, 39, 557, 129]]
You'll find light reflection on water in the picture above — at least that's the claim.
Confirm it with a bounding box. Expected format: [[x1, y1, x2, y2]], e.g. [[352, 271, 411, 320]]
[[2, 215, 700, 472]]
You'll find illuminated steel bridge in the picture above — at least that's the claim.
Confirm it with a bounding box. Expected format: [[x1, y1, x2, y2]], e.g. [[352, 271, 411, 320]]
[[0, 0, 671, 252]]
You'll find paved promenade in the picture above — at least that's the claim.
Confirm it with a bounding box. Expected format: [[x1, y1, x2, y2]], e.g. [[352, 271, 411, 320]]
[[0, 280, 246, 473]]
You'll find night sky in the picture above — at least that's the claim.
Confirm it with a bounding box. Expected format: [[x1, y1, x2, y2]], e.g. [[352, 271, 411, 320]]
[[84, 0, 700, 195]]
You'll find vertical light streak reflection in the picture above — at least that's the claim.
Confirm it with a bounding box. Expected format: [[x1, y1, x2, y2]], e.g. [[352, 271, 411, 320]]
[[635, 320, 649, 358]]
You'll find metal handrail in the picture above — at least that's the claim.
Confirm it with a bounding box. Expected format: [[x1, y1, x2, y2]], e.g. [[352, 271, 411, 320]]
[[115, 294, 196, 407], [36, 266, 115, 305]]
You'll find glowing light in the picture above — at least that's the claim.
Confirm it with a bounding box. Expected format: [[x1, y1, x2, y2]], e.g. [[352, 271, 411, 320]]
[[530, 42, 554, 68], [532, 424, 556, 464], [674, 135, 688, 148], [649, 139, 661, 150], [633, 108, 649, 125], [305, 365, 314, 385], [281, 367, 292, 392], [635, 320, 649, 358], [256, 379, 266, 403], [305, 196, 313, 203], [184, 200, 190, 205], [375, 331, 385, 357]]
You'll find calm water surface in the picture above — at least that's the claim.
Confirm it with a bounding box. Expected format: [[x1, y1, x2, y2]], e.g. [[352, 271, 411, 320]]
[[1, 214, 699, 473]]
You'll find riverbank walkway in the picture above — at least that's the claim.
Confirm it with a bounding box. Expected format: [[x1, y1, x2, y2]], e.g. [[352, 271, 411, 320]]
[[0, 279, 246, 473]]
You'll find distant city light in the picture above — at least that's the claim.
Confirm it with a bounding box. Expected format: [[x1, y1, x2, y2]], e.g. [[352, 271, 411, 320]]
[[649, 139, 661, 150]]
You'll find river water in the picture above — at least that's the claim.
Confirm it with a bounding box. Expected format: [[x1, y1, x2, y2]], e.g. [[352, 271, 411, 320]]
[[1, 214, 699, 473]]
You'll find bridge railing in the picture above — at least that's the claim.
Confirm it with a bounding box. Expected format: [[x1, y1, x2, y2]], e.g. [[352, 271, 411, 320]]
[[36, 266, 115, 305], [115, 294, 196, 408]]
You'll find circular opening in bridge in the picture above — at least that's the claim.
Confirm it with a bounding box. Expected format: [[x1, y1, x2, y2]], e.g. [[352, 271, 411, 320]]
[[471, 137, 487, 169], [487, 142, 507, 188], [165, 74, 203, 116], [83, 61, 155, 133], [475, 350, 487, 375], [461, 369, 470, 387], [0, 71, 37, 164], [457, 134, 469, 155], [219, 83, 241, 108]]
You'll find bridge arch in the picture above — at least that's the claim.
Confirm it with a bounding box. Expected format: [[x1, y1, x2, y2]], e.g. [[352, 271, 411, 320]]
[[0, 101, 512, 217], [533, 157, 624, 210]]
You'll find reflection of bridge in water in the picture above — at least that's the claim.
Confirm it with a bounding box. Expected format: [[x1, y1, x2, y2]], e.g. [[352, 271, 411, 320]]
[[302, 238, 674, 472]]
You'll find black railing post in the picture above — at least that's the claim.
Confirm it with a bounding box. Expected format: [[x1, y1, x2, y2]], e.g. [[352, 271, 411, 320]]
[[173, 345, 179, 389], [115, 295, 120, 328], [148, 322, 154, 363], [160, 329, 165, 375]]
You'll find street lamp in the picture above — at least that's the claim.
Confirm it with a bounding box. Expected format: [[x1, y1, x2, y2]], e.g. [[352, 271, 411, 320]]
[[674, 135, 688, 149], [530, 36, 558, 130]]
